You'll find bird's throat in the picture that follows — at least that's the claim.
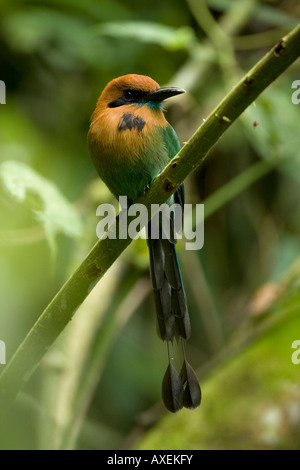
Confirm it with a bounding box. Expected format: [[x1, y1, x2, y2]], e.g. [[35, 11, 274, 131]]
[[118, 113, 146, 132]]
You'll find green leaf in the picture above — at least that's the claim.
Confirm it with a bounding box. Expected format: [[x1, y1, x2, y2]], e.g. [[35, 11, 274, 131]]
[[243, 82, 300, 184], [94, 21, 196, 51], [0, 160, 82, 250], [1, 10, 101, 69]]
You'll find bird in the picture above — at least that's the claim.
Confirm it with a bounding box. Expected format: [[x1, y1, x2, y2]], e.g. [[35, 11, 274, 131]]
[[88, 74, 201, 412]]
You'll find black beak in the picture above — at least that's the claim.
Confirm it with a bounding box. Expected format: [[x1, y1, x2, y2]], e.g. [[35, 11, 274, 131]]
[[147, 87, 186, 102]]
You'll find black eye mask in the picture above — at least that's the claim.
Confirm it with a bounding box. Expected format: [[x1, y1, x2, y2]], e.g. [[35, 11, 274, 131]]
[[108, 89, 148, 108]]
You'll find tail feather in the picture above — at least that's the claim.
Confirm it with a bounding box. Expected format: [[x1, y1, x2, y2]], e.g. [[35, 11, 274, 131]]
[[152, 277, 174, 341], [147, 232, 191, 342], [147, 219, 201, 412], [171, 288, 191, 339], [161, 238, 182, 290], [148, 237, 164, 290]]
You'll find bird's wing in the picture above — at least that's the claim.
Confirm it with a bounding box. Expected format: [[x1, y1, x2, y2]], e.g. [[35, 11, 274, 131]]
[[162, 122, 181, 159], [162, 122, 185, 211]]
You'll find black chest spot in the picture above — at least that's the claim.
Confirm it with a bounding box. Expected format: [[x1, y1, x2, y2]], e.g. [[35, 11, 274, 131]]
[[118, 113, 146, 132]]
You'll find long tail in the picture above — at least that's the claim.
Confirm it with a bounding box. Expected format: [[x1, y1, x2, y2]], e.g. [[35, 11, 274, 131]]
[[147, 222, 201, 412]]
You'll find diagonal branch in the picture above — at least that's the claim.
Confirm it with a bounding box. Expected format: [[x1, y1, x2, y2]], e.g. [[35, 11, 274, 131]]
[[0, 23, 299, 419]]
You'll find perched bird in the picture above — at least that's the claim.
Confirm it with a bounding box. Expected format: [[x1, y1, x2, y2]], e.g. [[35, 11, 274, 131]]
[[88, 74, 201, 412]]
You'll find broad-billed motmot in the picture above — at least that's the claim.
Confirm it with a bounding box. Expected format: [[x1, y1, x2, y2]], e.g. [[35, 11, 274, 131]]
[[88, 74, 201, 412]]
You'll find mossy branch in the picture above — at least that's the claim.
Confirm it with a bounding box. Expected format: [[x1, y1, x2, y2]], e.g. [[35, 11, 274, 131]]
[[0, 24, 299, 419]]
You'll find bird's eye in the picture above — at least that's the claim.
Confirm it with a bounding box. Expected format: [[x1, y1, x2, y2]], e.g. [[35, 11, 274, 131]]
[[123, 90, 134, 101]]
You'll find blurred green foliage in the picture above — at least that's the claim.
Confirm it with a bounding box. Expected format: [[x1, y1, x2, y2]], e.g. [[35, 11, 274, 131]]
[[0, 0, 300, 450]]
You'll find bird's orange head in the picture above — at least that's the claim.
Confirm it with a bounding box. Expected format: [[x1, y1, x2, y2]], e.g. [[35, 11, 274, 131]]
[[88, 74, 185, 201], [90, 74, 185, 124]]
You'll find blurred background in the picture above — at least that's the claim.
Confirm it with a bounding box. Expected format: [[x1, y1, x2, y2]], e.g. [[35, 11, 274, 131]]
[[0, 0, 300, 450]]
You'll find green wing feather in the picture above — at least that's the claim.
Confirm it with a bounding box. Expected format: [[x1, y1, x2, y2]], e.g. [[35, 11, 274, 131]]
[[162, 122, 185, 210], [162, 122, 181, 159]]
